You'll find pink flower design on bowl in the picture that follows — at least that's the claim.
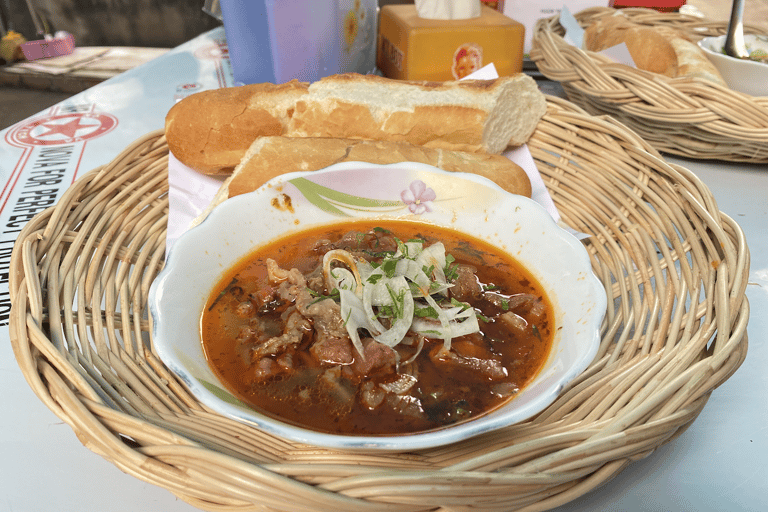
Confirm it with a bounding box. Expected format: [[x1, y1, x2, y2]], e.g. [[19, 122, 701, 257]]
[[401, 180, 436, 214]]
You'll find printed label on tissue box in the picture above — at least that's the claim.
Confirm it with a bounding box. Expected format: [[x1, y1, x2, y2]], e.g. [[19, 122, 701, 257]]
[[380, 37, 404, 72]]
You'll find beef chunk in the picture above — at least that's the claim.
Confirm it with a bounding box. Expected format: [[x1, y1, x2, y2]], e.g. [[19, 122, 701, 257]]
[[450, 264, 483, 302], [352, 338, 398, 376], [311, 335, 354, 365]]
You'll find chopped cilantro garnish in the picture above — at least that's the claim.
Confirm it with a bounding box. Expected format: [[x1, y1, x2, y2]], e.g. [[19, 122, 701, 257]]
[[365, 250, 393, 259], [450, 297, 470, 311], [381, 258, 398, 278], [395, 238, 408, 257], [385, 283, 407, 319], [308, 287, 340, 305], [414, 306, 439, 319], [444, 254, 459, 281]]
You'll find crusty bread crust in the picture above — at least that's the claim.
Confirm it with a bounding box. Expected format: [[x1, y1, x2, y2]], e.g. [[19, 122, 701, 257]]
[[165, 74, 546, 175], [165, 80, 309, 174], [193, 136, 532, 224], [232, 136, 531, 197]]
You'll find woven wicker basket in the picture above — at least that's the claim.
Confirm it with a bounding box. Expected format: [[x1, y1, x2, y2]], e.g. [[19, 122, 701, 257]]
[[530, 6, 768, 163], [9, 96, 750, 511]]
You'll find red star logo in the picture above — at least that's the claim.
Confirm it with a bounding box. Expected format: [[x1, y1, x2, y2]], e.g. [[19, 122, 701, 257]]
[[38, 117, 94, 139], [5, 112, 118, 147]]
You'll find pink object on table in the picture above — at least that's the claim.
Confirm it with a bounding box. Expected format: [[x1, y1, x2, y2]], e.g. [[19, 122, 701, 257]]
[[20, 32, 75, 60]]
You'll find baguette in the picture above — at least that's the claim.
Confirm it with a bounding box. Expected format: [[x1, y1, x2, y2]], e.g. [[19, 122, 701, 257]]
[[198, 136, 531, 223], [165, 73, 546, 175], [165, 80, 309, 175], [583, 14, 727, 86], [285, 73, 546, 155]]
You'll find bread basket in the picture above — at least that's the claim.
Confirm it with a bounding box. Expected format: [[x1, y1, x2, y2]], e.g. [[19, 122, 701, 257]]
[[9, 96, 749, 511], [530, 6, 768, 163]]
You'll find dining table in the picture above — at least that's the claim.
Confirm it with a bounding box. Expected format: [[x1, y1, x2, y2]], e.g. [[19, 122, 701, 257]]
[[1, 26, 766, 512]]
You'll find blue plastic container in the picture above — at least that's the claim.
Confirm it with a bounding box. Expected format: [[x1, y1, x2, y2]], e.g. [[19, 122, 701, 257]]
[[219, 0, 377, 85]]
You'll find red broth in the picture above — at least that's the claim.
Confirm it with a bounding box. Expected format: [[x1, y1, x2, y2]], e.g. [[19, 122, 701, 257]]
[[201, 220, 554, 435]]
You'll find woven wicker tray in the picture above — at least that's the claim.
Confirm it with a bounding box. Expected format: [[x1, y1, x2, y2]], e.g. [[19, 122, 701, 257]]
[[531, 6, 768, 163], [9, 96, 749, 511]]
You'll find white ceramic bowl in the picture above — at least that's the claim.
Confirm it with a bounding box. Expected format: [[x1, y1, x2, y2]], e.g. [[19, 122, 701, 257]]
[[698, 34, 768, 97], [149, 162, 606, 451]]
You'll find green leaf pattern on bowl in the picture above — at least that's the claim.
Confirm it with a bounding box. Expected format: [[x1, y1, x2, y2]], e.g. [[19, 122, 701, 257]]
[[290, 177, 404, 216]]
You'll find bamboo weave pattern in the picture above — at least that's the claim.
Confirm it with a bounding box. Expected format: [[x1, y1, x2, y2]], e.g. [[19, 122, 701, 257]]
[[9, 97, 750, 511], [531, 7, 768, 163]]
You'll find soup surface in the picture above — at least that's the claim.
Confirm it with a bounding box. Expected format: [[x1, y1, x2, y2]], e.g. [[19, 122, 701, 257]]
[[201, 220, 554, 435]]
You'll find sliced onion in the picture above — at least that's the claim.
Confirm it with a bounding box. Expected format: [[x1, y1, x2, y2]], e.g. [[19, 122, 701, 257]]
[[339, 288, 370, 357], [412, 303, 480, 353], [420, 293, 453, 352], [399, 335, 425, 366], [323, 249, 364, 294], [326, 239, 480, 359], [363, 275, 414, 347], [329, 267, 357, 292], [417, 242, 448, 287]]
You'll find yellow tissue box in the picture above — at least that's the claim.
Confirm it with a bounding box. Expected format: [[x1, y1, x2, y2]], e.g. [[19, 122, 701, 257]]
[[377, 4, 525, 81]]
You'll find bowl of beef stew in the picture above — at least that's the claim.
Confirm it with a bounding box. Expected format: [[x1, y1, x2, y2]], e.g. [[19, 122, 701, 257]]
[[149, 162, 606, 451]]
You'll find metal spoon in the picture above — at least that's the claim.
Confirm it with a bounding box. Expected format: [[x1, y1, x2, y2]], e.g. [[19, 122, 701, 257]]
[[724, 0, 749, 59]]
